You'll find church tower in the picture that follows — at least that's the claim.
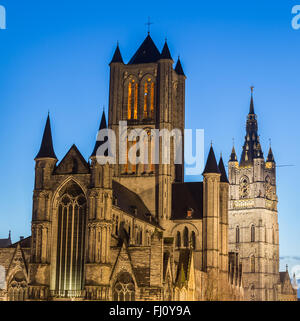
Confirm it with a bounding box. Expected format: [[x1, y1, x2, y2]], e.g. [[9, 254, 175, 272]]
[[228, 88, 279, 301], [108, 34, 186, 230]]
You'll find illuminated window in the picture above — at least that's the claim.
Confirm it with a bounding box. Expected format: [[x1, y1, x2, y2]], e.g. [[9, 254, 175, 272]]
[[55, 181, 86, 294], [128, 82, 132, 119], [127, 80, 138, 120], [143, 79, 155, 119]]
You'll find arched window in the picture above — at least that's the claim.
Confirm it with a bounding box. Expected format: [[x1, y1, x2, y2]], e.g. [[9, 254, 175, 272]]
[[191, 231, 196, 249], [251, 224, 255, 242], [240, 176, 249, 199], [127, 79, 138, 120], [7, 271, 28, 301], [250, 256, 255, 273], [236, 226, 240, 244], [176, 231, 181, 248], [113, 272, 135, 301], [183, 227, 189, 247], [55, 181, 86, 294], [143, 78, 155, 119]]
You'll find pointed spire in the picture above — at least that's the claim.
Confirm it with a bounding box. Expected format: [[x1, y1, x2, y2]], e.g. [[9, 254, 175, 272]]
[[128, 34, 161, 65], [239, 88, 263, 166], [160, 40, 172, 60], [218, 155, 229, 183], [35, 114, 57, 159], [266, 146, 275, 163], [175, 57, 185, 76], [8, 230, 11, 241], [249, 86, 255, 114], [203, 146, 220, 174], [230, 145, 238, 162], [110, 43, 124, 64], [91, 110, 108, 157]]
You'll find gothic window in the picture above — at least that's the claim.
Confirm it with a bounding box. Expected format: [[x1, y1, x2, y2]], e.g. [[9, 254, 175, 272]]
[[239, 176, 250, 199], [251, 224, 255, 242], [7, 271, 28, 301], [183, 227, 189, 247], [127, 79, 138, 120], [236, 226, 240, 244], [143, 78, 155, 119], [55, 181, 86, 294], [250, 256, 255, 273], [176, 231, 181, 248], [191, 231, 196, 249], [113, 272, 135, 301]]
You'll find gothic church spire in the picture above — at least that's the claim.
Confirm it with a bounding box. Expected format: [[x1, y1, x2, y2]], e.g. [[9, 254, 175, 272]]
[[240, 87, 263, 167], [35, 114, 57, 159]]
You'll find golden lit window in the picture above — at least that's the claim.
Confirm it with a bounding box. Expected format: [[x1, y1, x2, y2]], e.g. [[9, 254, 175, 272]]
[[143, 79, 155, 119], [127, 80, 138, 120]]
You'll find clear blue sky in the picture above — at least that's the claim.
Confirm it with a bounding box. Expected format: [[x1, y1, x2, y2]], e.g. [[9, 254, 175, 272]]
[[0, 1, 299, 268]]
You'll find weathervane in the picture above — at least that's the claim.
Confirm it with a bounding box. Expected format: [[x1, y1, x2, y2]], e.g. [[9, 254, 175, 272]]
[[145, 17, 153, 35]]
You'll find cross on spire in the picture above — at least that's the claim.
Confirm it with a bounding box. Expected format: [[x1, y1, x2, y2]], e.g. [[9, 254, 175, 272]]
[[250, 85, 254, 94], [145, 17, 153, 35]]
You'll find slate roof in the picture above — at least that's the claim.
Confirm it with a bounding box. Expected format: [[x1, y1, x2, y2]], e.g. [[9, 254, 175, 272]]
[[203, 146, 220, 174], [218, 156, 229, 183], [160, 41, 172, 60], [128, 35, 161, 65], [0, 237, 11, 248], [175, 58, 185, 76], [9, 236, 31, 248], [35, 114, 57, 159], [91, 111, 108, 157], [110, 44, 124, 64], [171, 182, 203, 220], [112, 180, 159, 227]]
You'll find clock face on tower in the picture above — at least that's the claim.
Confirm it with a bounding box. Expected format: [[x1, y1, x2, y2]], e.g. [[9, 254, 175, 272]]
[[240, 176, 250, 199]]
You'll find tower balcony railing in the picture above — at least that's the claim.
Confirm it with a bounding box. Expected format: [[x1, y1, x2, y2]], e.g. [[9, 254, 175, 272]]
[[50, 290, 85, 299]]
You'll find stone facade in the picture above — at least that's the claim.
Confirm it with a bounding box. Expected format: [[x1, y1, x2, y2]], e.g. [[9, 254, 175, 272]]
[[228, 89, 297, 301], [0, 34, 244, 301]]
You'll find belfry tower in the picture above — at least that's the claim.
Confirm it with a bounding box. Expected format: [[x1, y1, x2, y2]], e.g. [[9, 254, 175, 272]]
[[108, 34, 186, 230], [228, 88, 280, 301]]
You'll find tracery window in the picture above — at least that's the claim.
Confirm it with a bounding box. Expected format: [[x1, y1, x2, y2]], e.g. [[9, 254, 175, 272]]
[[7, 271, 28, 301], [55, 181, 86, 294], [239, 176, 250, 199], [113, 272, 135, 301]]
